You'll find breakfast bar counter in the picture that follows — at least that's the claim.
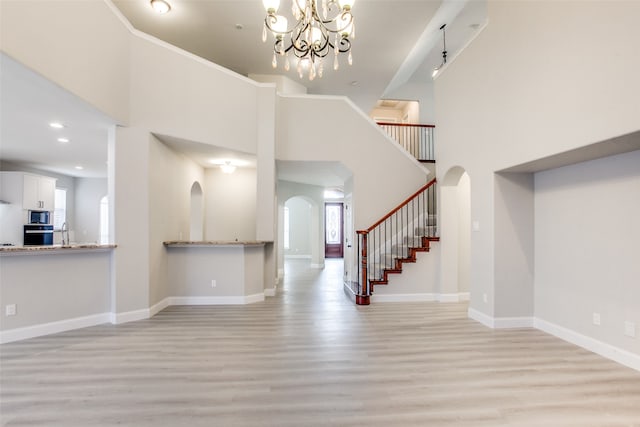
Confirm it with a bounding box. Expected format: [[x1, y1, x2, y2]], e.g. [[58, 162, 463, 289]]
[[0, 244, 116, 255]]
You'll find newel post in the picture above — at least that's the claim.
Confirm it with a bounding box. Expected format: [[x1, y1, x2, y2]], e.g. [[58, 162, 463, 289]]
[[356, 230, 370, 305]]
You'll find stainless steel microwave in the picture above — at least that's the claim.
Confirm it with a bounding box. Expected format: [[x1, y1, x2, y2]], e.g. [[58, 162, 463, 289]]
[[28, 210, 50, 225]]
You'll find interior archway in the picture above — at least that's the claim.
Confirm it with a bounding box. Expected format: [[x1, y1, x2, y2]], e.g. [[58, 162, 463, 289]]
[[440, 166, 471, 300], [190, 181, 204, 241]]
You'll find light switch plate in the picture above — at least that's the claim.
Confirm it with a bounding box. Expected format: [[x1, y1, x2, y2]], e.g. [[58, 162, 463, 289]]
[[5, 304, 16, 316]]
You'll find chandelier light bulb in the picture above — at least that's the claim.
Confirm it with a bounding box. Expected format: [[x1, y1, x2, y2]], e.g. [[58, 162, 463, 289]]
[[338, 0, 355, 11], [263, 0, 280, 14], [150, 0, 171, 14]]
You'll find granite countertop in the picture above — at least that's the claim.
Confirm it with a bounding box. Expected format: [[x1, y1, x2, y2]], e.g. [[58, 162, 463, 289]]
[[0, 244, 117, 254], [163, 241, 267, 247]]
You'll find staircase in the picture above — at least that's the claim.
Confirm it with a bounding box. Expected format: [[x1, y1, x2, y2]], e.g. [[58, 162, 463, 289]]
[[353, 179, 438, 305]]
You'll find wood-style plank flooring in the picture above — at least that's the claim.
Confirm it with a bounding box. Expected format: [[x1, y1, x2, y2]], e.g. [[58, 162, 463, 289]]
[[2, 259, 640, 426]]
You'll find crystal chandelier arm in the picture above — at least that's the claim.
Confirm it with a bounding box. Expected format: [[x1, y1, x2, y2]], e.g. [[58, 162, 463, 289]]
[[265, 14, 295, 37]]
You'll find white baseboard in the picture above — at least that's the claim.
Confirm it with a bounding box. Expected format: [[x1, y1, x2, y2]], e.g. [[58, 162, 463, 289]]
[[168, 294, 265, 306], [110, 308, 149, 325], [264, 287, 277, 297], [468, 307, 495, 328], [468, 308, 534, 329], [494, 316, 534, 329], [149, 298, 170, 317], [372, 293, 437, 303], [438, 292, 470, 303], [245, 293, 265, 304], [535, 318, 640, 373], [0, 313, 111, 344], [372, 292, 470, 303]]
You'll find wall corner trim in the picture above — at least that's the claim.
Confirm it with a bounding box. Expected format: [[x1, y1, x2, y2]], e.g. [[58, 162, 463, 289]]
[[468, 307, 495, 328]]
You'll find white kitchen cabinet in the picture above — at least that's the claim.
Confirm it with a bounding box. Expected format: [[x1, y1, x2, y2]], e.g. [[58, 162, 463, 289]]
[[0, 172, 57, 210]]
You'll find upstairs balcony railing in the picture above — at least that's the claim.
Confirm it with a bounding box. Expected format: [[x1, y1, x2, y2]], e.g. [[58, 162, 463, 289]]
[[377, 122, 435, 162]]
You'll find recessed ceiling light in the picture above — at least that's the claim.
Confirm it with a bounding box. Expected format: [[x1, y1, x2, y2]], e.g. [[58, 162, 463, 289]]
[[235, 24, 244, 30], [150, 0, 171, 14], [350, 81, 359, 86], [75, 166, 84, 170], [57, 137, 70, 143], [49, 122, 65, 129]]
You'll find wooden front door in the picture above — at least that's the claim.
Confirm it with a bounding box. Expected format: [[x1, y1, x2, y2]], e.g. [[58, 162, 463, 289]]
[[325, 203, 344, 258]]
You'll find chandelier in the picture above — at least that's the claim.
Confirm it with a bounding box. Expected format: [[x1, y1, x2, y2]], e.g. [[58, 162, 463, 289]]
[[261, 0, 355, 80]]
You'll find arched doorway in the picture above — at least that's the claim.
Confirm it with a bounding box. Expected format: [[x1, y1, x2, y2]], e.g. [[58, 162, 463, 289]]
[[440, 166, 471, 299], [190, 181, 203, 241]]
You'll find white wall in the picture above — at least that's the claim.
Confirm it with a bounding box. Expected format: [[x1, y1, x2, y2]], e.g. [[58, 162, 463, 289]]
[[435, 0, 640, 320], [204, 167, 257, 241], [110, 126, 150, 318], [0, 251, 111, 332], [535, 150, 640, 355], [385, 81, 435, 124], [129, 36, 260, 155], [249, 74, 307, 95], [166, 245, 265, 299], [0, 0, 130, 123], [285, 197, 313, 257], [149, 135, 204, 306], [277, 95, 428, 230], [75, 178, 107, 244], [494, 172, 534, 318], [456, 172, 470, 293]]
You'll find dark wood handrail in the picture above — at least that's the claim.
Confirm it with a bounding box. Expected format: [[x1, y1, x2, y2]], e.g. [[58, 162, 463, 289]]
[[377, 122, 435, 128], [357, 178, 437, 233]]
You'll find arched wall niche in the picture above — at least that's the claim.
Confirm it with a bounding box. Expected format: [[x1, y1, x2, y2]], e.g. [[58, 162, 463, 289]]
[[190, 181, 204, 241]]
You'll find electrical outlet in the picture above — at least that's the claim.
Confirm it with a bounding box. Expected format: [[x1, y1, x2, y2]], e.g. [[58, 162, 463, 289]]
[[483, 293, 488, 304], [211, 279, 216, 288], [624, 321, 636, 338], [593, 312, 601, 326], [5, 304, 16, 316]]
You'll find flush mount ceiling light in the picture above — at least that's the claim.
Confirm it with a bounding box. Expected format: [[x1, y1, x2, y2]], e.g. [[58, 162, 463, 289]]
[[57, 137, 70, 143], [49, 122, 65, 129], [220, 161, 237, 174], [262, 0, 355, 80], [432, 24, 447, 78], [150, 0, 171, 14]]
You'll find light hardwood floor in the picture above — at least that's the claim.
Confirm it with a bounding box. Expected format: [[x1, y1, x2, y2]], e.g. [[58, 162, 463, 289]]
[[2, 259, 640, 426]]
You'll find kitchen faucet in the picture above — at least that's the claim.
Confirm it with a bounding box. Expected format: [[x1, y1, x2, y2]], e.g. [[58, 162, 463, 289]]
[[61, 222, 70, 245]]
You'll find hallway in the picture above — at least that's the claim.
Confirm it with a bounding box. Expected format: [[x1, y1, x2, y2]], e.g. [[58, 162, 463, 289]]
[[1, 259, 640, 426]]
